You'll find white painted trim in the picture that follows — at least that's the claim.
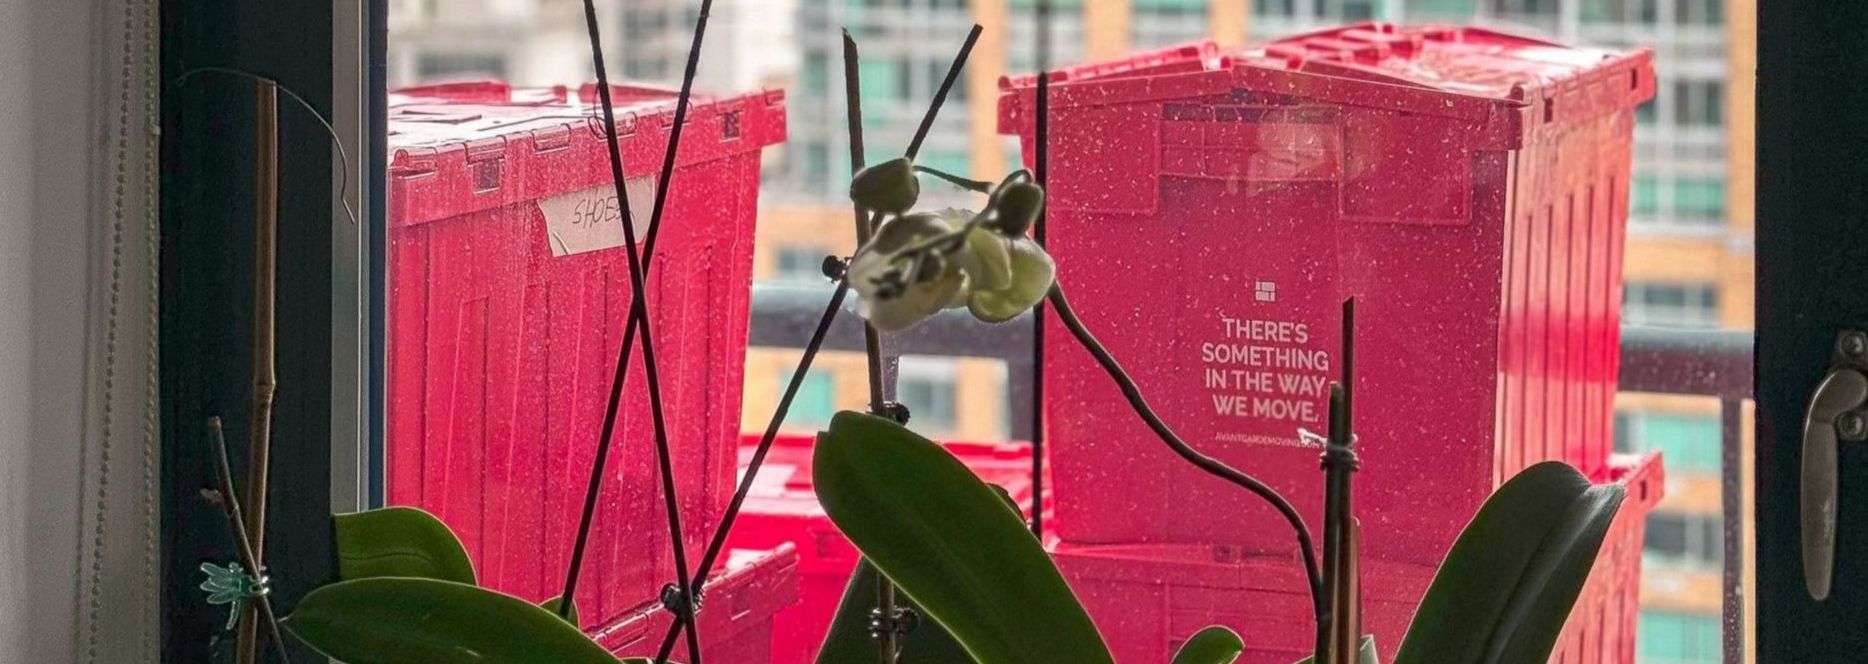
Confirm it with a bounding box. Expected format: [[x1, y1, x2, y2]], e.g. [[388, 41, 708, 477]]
[[330, 0, 371, 515], [61, 0, 163, 660]]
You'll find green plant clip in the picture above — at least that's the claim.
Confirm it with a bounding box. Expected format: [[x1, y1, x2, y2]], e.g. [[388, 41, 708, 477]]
[[199, 561, 270, 631]]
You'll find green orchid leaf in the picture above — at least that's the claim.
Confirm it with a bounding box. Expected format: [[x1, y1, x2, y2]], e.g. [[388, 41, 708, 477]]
[[334, 507, 476, 585], [283, 578, 617, 664], [541, 595, 579, 627], [967, 238, 1055, 323], [1291, 635, 1378, 664], [815, 560, 975, 664], [1394, 462, 1625, 664], [1172, 626, 1244, 664], [814, 411, 1113, 664]]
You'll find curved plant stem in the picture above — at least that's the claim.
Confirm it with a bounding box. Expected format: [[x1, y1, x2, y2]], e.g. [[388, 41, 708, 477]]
[[1045, 284, 1326, 649], [911, 164, 995, 193]]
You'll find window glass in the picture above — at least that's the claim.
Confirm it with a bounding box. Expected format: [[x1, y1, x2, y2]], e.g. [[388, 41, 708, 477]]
[[785, 370, 837, 430], [416, 53, 506, 80], [1673, 79, 1726, 128], [1625, 282, 1720, 328], [383, 4, 1754, 663], [1633, 175, 1660, 216], [774, 246, 832, 282], [1639, 610, 1721, 663], [1674, 177, 1726, 219], [896, 356, 958, 437]]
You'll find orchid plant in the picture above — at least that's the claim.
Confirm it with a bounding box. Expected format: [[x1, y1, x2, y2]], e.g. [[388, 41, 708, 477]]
[[845, 160, 1056, 331]]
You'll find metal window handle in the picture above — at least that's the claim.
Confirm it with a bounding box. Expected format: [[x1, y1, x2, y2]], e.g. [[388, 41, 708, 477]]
[[1802, 330, 1868, 601]]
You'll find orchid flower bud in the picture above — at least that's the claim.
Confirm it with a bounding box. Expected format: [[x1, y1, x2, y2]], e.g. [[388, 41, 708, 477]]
[[849, 157, 920, 215]]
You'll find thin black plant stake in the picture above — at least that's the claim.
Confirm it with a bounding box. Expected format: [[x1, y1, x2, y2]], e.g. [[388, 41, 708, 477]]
[[653, 25, 983, 664], [564, 1, 709, 662], [839, 30, 903, 663], [843, 30, 890, 422], [1028, 0, 1052, 539], [652, 280, 854, 662], [1045, 283, 1327, 649]]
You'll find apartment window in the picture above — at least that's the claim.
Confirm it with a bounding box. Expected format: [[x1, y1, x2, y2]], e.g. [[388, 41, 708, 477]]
[[1490, 0, 1558, 16], [1134, 0, 1205, 9], [1673, 80, 1725, 128], [1632, 175, 1660, 216], [774, 246, 832, 283], [859, 57, 909, 103], [1616, 410, 1721, 474], [1644, 512, 1723, 569], [1635, 98, 1658, 126], [919, 149, 970, 184], [803, 142, 829, 183], [925, 59, 965, 101], [802, 53, 828, 95], [1637, 610, 1721, 664], [1412, 0, 1477, 19], [1254, 0, 1297, 16], [1582, 0, 1658, 23], [1673, 177, 1726, 221], [897, 356, 958, 436], [1676, 0, 1722, 26], [416, 53, 506, 80], [1624, 282, 1719, 329], [1321, 0, 1380, 20], [784, 369, 837, 430]]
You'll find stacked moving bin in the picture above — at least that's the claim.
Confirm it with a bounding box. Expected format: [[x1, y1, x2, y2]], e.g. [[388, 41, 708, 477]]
[[1000, 24, 1664, 663], [385, 80, 796, 659]]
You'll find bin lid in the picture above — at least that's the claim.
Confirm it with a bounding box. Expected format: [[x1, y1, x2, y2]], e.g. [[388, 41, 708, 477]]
[[386, 80, 786, 226], [1002, 23, 1652, 134], [389, 80, 780, 156]]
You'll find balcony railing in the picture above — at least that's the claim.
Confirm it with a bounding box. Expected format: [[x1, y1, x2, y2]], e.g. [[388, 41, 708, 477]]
[[748, 282, 1756, 664]]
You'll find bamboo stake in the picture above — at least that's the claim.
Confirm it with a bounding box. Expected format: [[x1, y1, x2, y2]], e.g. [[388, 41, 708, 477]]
[[235, 79, 281, 664]]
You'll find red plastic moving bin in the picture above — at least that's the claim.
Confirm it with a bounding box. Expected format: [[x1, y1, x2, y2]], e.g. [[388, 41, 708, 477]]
[[999, 24, 1655, 565], [599, 546, 801, 662], [1055, 452, 1661, 664], [385, 81, 786, 632], [724, 434, 1049, 664]]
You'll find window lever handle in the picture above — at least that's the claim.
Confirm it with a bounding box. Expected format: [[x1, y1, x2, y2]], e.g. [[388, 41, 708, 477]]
[[1802, 330, 1868, 601]]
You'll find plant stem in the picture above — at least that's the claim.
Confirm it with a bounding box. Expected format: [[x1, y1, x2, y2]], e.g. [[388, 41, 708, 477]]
[[1045, 283, 1326, 649], [207, 417, 291, 664]]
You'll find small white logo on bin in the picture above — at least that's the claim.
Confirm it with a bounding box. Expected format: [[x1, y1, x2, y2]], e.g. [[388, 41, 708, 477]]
[[1254, 281, 1277, 302]]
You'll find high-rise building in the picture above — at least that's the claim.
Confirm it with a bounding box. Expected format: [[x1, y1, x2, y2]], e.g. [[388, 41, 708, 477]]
[[386, 0, 620, 87], [747, 2, 1753, 662]]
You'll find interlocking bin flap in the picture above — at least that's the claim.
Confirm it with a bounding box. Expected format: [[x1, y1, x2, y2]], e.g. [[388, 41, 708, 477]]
[[388, 81, 787, 228]]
